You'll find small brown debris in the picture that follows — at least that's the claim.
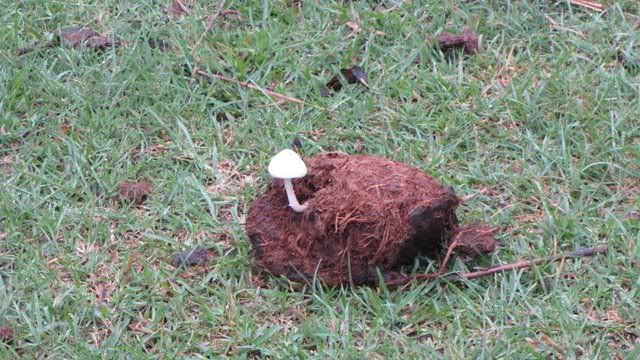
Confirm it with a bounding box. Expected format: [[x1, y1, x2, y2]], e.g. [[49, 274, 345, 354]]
[[290, 137, 303, 150], [166, 0, 190, 17], [345, 21, 361, 38], [321, 66, 369, 97], [0, 155, 12, 175], [437, 28, 480, 55], [17, 27, 122, 56], [450, 224, 499, 255], [496, 65, 516, 87], [55, 27, 122, 50], [615, 51, 640, 74], [624, 211, 640, 221], [345, 21, 360, 32], [172, 247, 210, 267], [117, 181, 152, 205], [220, 9, 241, 20], [0, 327, 13, 342], [147, 38, 171, 51], [92, 281, 115, 303]]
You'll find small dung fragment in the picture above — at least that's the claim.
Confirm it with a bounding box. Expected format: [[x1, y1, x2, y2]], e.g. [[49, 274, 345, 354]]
[[117, 181, 152, 205], [17, 27, 121, 56], [437, 28, 480, 55], [172, 247, 210, 267], [0, 327, 13, 343], [321, 66, 369, 97], [55, 27, 122, 50], [449, 224, 499, 255]]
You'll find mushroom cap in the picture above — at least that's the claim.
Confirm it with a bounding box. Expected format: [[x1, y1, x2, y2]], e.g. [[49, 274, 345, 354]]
[[268, 149, 308, 179]]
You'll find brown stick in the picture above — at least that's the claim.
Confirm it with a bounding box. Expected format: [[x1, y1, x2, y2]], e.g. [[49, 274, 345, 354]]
[[16, 40, 55, 56], [196, 70, 325, 110], [388, 245, 608, 289], [446, 245, 608, 281], [568, 0, 604, 12]]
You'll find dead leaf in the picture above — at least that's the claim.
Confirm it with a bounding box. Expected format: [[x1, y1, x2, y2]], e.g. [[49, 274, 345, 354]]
[[321, 66, 369, 97], [437, 27, 480, 55], [117, 181, 152, 205], [0, 327, 13, 342], [92, 281, 114, 303], [345, 21, 361, 38], [496, 65, 516, 87], [345, 21, 360, 32], [166, 0, 190, 17], [55, 27, 122, 50], [172, 247, 210, 267]]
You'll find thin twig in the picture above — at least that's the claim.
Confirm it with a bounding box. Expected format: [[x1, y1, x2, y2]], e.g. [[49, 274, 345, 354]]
[[16, 40, 55, 56], [446, 245, 607, 281], [567, 0, 604, 12], [196, 70, 325, 110], [387, 245, 608, 288]]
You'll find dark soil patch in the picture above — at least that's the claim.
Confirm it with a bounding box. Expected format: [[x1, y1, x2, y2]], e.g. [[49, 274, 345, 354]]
[[246, 153, 497, 286]]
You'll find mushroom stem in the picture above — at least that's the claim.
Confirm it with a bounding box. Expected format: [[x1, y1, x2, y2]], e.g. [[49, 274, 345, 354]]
[[283, 179, 308, 212]]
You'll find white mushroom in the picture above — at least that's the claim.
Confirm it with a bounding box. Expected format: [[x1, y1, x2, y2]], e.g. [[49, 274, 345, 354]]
[[268, 149, 309, 212]]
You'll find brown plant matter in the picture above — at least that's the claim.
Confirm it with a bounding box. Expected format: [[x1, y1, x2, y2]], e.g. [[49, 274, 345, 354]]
[[166, 0, 190, 17], [0, 327, 13, 342], [246, 153, 498, 286], [17, 27, 122, 56], [437, 28, 480, 55], [172, 247, 210, 267], [321, 66, 369, 97], [117, 181, 152, 205]]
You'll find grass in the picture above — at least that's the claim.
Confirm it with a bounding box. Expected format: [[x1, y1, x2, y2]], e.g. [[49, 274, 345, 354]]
[[1, 0, 639, 357]]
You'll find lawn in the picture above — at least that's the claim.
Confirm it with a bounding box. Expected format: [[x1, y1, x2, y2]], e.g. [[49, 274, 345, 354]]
[[1, 0, 639, 358]]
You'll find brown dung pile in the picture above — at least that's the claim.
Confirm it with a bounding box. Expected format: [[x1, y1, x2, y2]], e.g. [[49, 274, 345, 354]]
[[246, 153, 497, 286]]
